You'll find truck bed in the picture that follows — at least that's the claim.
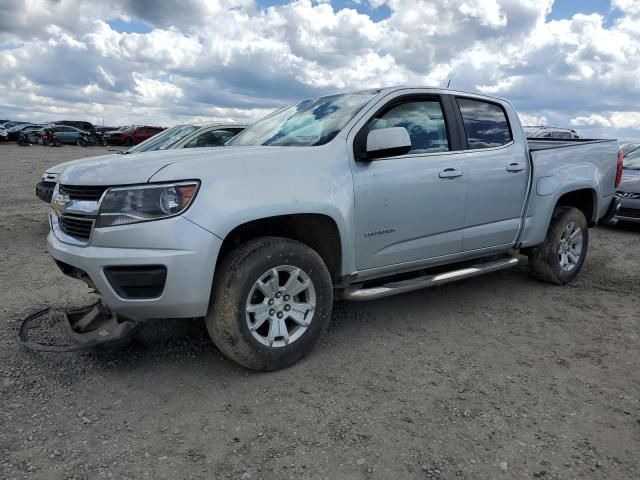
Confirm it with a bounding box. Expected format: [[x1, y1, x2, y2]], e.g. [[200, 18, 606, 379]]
[[527, 138, 616, 152], [519, 137, 619, 249]]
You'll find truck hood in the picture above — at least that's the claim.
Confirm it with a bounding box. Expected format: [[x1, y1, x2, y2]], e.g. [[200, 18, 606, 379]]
[[46, 154, 122, 175], [619, 169, 640, 194], [58, 146, 308, 185]]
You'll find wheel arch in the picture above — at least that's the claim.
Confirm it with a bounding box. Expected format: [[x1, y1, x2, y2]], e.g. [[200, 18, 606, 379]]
[[215, 213, 345, 283], [519, 181, 599, 248], [555, 187, 598, 226]]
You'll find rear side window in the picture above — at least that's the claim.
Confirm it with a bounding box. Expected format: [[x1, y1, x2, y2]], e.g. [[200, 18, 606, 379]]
[[457, 98, 512, 149], [368, 100, 450, 154]]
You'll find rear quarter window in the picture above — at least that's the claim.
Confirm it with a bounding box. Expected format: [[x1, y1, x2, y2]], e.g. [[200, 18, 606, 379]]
[[457, 98, 512, 149]]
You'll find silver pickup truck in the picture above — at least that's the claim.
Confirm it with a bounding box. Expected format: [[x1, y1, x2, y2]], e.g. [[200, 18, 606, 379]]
[[46, 87, 623, 370]]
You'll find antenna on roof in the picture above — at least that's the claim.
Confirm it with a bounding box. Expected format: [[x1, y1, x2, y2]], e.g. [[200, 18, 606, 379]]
[[446, 79, 452, 88]]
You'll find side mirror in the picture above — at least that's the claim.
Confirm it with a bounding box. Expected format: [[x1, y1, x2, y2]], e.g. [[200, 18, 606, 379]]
[[364, 127, 411, 160]]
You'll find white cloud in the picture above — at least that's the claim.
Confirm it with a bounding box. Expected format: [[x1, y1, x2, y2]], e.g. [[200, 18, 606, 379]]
[[570, 114, 612, 128], [0, 0, 638, 140], [519, 114, 548, 127]]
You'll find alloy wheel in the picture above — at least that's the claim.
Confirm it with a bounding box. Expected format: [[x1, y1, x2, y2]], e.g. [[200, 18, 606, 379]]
[[245, 265, 316, 348], [558, 221, 583, 272]]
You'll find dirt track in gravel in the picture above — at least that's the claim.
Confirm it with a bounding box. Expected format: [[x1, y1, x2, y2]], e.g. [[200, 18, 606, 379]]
[[0, 143, 639, 480]]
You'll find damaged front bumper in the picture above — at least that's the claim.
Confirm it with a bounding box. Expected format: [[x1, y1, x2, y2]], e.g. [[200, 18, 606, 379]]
[[47, 215, 222, 322], [19, 302, 137, 352]]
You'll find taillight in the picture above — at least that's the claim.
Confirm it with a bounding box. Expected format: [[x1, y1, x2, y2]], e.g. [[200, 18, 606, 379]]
[[615, 150, 624, 187]]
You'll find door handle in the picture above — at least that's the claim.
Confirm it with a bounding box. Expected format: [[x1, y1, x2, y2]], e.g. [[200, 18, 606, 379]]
[[439, 168, 463, 179], [507, 163, 525, 172]]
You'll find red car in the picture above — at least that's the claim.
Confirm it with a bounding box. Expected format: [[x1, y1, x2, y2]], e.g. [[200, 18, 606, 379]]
[[108, 125, 164, 146]]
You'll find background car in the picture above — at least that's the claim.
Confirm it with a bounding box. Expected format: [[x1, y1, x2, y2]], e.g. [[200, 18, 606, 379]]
[[38, 125, 89, 144], [95, 126, 120, 134], [53, 120, 95, 132], [35, 122, 246, 202], [524, 126, 580, 139], [6, 124, 43, 141], [621, 142, 640, 156], [614, 143, 640, 223], [108, 125, 164, 146], [126, 122, 246, 153], [102, 126, 130, 144], [1, 121, 29, 130]]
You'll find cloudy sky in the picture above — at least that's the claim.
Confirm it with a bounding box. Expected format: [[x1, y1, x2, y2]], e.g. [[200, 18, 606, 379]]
[[0, 0, 638, 139]]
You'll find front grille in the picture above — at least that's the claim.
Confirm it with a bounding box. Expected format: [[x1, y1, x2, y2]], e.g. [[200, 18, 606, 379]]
[[59, 184, 109, 201], [58, 214, 94, 239], [618, 207, 640, 219]]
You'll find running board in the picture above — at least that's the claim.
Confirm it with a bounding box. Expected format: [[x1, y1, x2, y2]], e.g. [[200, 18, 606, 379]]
[[340, 257, 519, 301]]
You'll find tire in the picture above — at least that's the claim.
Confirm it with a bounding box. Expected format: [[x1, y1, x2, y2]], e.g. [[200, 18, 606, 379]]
[[124, 137, 133, 147], [528, 206, 589, 284], [78, 137, 88, 147], [206, 237, 333, 371]]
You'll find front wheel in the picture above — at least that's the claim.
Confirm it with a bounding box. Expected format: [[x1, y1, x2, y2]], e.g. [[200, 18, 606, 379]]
[[206, 237, 333, 371], [528, 206, 589, 284]]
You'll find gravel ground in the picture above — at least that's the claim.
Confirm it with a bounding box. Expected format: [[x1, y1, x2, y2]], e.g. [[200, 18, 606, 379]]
[[0, 143, 639, 480]]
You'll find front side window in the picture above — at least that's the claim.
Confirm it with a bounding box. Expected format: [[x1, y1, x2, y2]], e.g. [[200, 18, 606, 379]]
[[457, 98, 512, 149], [228, 91, 379, 147], [368, 100, 449, 154]]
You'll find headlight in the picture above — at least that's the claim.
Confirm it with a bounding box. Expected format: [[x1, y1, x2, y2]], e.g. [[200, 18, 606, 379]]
[[96, 181, 199, 228]]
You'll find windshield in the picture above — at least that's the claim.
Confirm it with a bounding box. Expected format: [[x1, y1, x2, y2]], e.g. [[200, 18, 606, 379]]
[[624, 149, 640, 170], [228, 91, 379, 147], [127, 125, 198, 153], [621, 143, 640, 156]]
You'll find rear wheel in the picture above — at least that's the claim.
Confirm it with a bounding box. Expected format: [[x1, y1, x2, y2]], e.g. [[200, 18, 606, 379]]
[[206, 237, 333, 371], [124, 137, 133, 147], [528, 206, 589, 284]]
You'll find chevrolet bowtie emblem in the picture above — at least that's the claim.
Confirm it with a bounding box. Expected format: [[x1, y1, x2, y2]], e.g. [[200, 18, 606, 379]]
[[51, 191, 70, 217]]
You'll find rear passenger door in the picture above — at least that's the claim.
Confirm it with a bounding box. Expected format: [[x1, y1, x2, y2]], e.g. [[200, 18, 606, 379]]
[[351, 94, 467, 271], [454, 97, 529, 251]]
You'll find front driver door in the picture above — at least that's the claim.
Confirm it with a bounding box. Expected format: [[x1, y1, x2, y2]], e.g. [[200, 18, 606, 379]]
[[351, 95, 467, 271]]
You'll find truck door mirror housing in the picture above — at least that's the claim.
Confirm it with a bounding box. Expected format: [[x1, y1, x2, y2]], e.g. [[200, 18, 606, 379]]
[[364, 127, 412, 160]]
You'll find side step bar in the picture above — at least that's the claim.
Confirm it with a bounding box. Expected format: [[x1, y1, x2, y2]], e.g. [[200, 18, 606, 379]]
[[340, 257, 519, 301]]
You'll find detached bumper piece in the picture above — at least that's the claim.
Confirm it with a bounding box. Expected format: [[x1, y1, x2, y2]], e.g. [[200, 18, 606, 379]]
[[19, 302, 137, 352]]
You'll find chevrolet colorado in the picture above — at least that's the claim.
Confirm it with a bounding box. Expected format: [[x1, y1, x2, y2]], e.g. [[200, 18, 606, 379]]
[[45, 87, 623, 370]]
